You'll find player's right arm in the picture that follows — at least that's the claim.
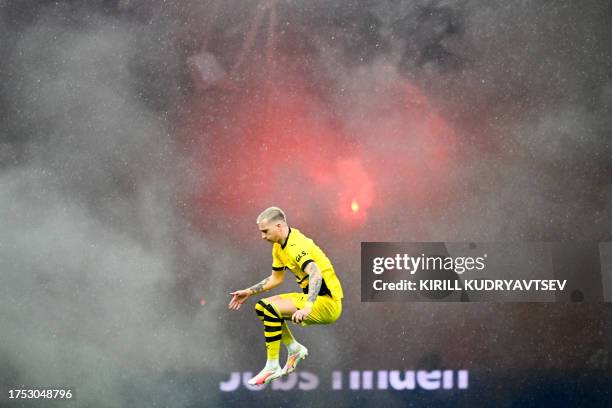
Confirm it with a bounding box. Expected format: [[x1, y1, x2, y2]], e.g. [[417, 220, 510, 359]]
[[228, 269, 284, 310]]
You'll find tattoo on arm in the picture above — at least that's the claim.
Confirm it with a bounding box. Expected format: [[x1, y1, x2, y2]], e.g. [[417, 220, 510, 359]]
[[305, 262, 322, 303], [248, 277, 270, 295]]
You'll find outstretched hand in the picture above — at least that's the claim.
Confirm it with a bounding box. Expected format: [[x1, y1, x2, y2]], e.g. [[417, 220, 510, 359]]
[[228, 289, 251, 310]]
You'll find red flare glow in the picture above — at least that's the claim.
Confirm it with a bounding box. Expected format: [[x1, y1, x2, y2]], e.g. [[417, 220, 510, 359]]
[[180, 62, 458, 239]]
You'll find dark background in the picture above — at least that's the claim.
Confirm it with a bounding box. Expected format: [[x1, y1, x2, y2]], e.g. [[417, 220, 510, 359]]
[[1, 1, 611, 406]]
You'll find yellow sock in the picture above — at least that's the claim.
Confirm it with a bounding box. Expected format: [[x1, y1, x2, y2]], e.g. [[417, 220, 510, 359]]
[[255, 300, 282, 362], [281, 322, 295, 345]]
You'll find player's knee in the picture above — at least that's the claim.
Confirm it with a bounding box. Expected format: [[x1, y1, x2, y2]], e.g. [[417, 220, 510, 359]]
[[265, 299, 282, 313], [256, 299, 282, 320], [254, 301, 265, 321]]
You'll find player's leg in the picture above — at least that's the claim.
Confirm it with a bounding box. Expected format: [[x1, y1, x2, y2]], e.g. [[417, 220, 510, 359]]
[[257, 296, 301, 359], [248, 298, 286, 385], [278, 294, 343, 374], [264, 295, 299, 318], [258, 295, 299, 348], [274, 293, 310, 375], [268, 296, 309, 373]]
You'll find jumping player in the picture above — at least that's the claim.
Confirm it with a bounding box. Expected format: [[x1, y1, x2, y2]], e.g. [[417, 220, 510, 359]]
[[228, 207, 344, 385]]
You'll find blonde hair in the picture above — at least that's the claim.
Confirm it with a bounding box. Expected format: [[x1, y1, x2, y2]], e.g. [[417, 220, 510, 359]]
[[256, 206, 286, 224]]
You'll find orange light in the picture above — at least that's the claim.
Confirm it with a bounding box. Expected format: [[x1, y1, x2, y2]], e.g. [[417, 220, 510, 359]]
[[351, 199, 359, 213]]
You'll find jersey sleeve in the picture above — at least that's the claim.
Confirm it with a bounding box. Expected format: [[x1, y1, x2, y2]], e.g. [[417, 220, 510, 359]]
[[271, 246, 285, 271], [287, 240, 315, 272]]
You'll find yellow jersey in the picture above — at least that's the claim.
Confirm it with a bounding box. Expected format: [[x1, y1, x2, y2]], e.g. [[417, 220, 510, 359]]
[[271, 228, 344, 301]]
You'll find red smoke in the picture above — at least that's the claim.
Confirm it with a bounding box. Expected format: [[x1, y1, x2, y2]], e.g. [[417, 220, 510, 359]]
[[181, 68, 457, 237]]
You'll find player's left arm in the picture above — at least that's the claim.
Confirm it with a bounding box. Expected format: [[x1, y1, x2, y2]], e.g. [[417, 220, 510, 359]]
[[292, 261, 322, 323]]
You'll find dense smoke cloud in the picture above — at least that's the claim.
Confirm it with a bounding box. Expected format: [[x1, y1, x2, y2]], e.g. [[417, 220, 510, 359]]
[[1, 0, 610, 406], [0, 2, 233, 405]]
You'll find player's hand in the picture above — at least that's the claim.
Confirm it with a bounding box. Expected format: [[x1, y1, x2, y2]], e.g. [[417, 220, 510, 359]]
[[228, 289, 251, 310], [291, 307, 312, 323]]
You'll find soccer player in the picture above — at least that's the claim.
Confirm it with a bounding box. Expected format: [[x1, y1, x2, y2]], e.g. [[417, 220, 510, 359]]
[[228, 207, 344, 386]]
